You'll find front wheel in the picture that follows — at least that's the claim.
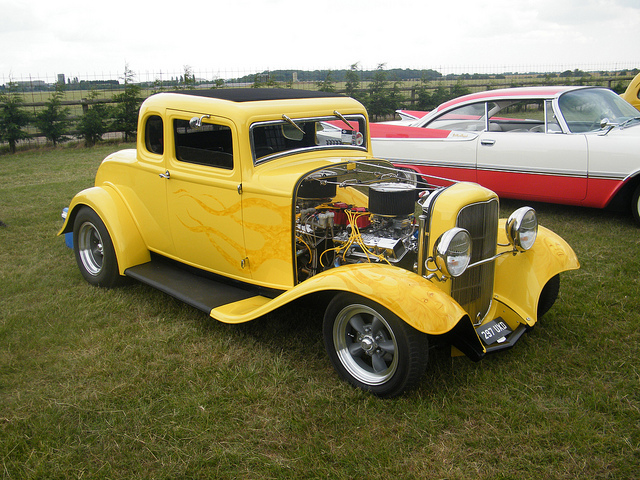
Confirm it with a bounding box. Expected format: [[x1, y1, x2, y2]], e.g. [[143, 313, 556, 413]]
[[537, 274, 560, 318], [73, 207, 122, 287], [632, 184, 640, 226], [323, 293, 429, 398]]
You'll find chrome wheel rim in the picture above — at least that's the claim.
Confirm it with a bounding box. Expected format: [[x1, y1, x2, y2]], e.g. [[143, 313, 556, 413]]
[[333, 304, 398, 386], [77, 221, 104, 276]]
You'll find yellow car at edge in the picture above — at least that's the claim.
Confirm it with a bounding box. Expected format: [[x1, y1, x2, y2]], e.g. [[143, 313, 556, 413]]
[[622, 71, 640, 111]]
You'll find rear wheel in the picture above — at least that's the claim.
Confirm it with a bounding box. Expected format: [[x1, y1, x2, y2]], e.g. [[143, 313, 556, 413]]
[[73, 207, 122, 287], [323, 293, 429, 398]]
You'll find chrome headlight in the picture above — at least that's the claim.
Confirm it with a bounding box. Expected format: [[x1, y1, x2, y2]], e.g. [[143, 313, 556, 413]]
[[434, 227, 471, 277], [506, 207, 538, 251]]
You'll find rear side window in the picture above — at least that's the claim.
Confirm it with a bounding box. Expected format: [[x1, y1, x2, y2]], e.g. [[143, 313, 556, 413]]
[[144, 115, 164, 155], [427, 103, 487, 131], [173, 119, 234, 170]]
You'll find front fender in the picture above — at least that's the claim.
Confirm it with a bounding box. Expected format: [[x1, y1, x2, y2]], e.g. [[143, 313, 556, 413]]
[[212, 263, 468, 335], [59, 186, 149, 274], [494, 223, 579, 324]]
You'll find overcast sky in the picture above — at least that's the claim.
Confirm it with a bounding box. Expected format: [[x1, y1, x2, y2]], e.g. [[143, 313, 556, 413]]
[[1, 0, 639, 81]]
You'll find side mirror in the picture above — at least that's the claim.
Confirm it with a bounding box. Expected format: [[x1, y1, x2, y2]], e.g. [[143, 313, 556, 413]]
[[598, 117, 617, 136]]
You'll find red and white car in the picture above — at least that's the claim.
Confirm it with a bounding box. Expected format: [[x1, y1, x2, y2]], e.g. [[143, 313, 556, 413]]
[[370, 86, 640, 223]]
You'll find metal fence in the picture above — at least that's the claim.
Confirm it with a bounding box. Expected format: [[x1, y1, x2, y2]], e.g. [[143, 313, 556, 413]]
[[4, 64, 639, 92], [2, 63, 639, 149]]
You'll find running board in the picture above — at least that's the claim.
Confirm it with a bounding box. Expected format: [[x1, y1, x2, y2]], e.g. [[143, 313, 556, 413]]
[[125, 260, 259, 314]]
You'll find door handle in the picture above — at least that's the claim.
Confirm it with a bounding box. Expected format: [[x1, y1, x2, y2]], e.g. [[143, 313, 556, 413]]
[[159, 170, 170, 179], [480, 139, 496, 146]]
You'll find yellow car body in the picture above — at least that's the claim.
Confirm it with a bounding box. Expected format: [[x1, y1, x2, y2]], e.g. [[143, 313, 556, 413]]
[[622, 72, 640, 111], [60, 89, 578, 397]]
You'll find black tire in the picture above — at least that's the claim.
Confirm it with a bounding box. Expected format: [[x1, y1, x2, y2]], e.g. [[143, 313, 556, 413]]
[[537, 274, 560, 318], [323, 293, 429, 398], [632, 184, 640, 226], [73, 207, 122, 287]]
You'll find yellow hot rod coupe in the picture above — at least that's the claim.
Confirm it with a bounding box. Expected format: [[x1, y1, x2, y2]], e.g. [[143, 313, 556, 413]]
[[59, 89, 579, 397]]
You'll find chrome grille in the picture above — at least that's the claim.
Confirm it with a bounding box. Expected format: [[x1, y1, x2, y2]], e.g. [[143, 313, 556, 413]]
[[451, 199, 499, 324]]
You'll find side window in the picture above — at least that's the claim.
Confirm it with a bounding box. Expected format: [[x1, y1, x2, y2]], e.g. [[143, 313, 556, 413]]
[[144, 115, 164, 154], [427, 103, 486, 131], [489, 100, 545, 132], [173, 119, 234, 170]]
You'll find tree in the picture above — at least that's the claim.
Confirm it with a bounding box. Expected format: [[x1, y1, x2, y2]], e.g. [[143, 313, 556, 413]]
[[152, 77, 165, 94], [449, 82, 471, 99], [416, 76, 438, 110], [34, 82, 71, 146], [317, 71, 336, 92], [0, 82, 31, 154], [345, 63, 362, 101], [77, 90, 110, 147], [251, 72, 277, 88], [429, 86, 451, 108], [111, 64, 141, 142], [365, 64, 399, 121], [182, 65, 196, 89]]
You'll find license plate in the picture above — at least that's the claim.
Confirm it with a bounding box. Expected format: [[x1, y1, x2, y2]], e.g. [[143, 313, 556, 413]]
[[476, 318, 512, 345]]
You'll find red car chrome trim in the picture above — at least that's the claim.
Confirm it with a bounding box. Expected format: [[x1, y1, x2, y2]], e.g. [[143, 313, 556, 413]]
[[397, 163, 624, 208], [369, 123, 450, 139]]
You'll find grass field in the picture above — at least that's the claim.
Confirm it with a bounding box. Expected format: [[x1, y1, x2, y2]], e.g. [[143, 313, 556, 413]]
[[1, 144, 639, 479]]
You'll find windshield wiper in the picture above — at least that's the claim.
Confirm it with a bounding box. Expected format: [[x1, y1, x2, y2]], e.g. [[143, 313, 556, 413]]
[[620, 116, 640, 129], [333, 110, 354, 130], [282, 114, 305, 135]]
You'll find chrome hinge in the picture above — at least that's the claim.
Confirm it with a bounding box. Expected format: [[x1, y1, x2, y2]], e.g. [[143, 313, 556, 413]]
[[237, 183, 243, 194], [241, 257, 249, 269]]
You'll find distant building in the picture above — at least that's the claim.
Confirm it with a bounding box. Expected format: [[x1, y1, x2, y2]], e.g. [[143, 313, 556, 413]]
[[15, 80, 46, 90]]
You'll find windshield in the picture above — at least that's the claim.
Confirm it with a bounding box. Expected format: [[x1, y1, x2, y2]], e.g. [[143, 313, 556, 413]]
[[558, 88, 640, 133], [251, 114, 367, 164]]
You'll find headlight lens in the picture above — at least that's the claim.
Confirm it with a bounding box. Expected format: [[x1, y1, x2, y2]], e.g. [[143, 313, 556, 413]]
[[434, 227, 471, 277], [506, 207, 538, 251]]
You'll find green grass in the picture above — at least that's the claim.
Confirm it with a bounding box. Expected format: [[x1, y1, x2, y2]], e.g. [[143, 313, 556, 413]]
[[1, 145, 639, 479]]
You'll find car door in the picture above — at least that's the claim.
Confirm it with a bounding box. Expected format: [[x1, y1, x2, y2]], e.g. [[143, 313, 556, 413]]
[[372, 131, 479, 184], [163, 110, 251, 281], [132, 112, 175, 256], [476, 99, 588, 202]]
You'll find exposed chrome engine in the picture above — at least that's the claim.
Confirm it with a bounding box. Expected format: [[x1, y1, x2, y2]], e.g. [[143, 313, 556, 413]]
[[295, 169, 422, 281]]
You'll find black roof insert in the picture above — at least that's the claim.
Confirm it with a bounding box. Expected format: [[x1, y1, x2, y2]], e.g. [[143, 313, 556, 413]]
[[169, 88, 344, 103]]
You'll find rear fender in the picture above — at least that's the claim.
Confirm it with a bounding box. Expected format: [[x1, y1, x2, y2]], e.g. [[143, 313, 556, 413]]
[[59, 186, 149, 274]]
